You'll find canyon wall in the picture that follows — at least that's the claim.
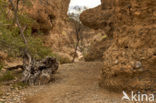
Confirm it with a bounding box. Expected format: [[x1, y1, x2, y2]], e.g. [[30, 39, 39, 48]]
[[23, 0, 107, 62], [24, 0, 76, 61], [80, 0, 156, 91]]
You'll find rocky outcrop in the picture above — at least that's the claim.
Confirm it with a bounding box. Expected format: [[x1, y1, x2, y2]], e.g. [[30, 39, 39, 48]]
[[80, 0, 115, 37], [80, 0, 156, 91], [23, 0, 77, 61], [79, 0, 115, 61], [25, 0, 70, 33], [82, 30, 112, 61]]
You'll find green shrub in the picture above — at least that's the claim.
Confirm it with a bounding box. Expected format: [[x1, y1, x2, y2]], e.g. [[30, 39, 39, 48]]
[[12, 82, 28, 89], [0, 1, 54, 60], [27, 37, 55, 60], [0, 71, 14, 82]]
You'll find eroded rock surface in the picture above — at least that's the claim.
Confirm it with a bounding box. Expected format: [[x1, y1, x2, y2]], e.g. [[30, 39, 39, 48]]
[[80, 0, 156, 91], [24, 0, 70, 33], [80, 0, 116, 37], [22, 0, 76, 60]]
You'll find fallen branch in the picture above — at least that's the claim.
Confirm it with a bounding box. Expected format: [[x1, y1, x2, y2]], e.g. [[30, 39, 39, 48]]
[[22, 57, 59, 85], [7, 65, 24, 71]]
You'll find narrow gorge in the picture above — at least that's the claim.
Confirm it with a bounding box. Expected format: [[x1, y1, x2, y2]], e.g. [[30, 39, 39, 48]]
[[0, 0, 155, 103]]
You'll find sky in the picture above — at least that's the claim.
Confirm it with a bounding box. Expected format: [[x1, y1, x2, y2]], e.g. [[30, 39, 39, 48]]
[[69, 0, 101, 8]]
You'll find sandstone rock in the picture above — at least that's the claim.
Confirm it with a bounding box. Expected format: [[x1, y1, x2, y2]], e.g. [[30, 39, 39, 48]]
[[0, 51, 7, 60], [100, 0, 156, 91], [80, 6, 115, 37], [24, 0, 70, 34], [80, 0, 156, 91], [102, 0, 156, 91], [21, 0, 77, 59]]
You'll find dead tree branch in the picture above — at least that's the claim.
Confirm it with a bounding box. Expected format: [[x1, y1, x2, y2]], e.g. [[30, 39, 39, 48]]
[[72, 22, 81, 62], [8, 0, 59, 85], [9, 0, 32, 66], [7, 65, 24, 71]]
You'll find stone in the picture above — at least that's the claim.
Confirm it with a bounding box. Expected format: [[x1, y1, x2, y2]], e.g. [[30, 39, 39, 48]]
[[135, 61, 142, 69]]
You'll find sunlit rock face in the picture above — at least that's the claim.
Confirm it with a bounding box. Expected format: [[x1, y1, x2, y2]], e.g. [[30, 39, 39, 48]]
[[80, 0, 156, 91], [23, 0, 70, 33], [22, 0, 78, 60], [80, 0, 115, 37]]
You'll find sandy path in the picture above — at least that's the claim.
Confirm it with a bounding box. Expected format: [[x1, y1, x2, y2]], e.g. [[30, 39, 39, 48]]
[[25, 62, 125, 103]]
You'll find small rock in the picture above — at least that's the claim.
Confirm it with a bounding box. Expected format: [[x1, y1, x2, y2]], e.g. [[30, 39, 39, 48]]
[[0, 99, 5, 102], [10, 87, 14, 90], [138, 68, 144, 72], [13, 98, 17, 101], [114, 60, 118, 64], [2, 96, 6, 99], [135, 61, 142, 69], [134, 11, 141, 15], [6, 93, 10, 96], [130, 61, 135, 67]]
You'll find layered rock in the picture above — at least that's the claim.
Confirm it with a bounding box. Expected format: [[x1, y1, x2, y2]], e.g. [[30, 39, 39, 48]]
[[80, 0, 156, 91]]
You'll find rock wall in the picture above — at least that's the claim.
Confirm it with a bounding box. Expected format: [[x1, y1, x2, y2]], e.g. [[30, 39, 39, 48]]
[[80, 0, 156, 91], [24, 0, 70, 33], [24, 0, 110, 62], [24, 0, 77, 60]]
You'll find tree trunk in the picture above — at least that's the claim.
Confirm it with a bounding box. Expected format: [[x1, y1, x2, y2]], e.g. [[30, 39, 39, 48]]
[[22, 57, 59, 85], [9, 0, 59, 85]]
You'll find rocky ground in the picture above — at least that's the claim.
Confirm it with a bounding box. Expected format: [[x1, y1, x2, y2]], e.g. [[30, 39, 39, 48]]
[[0, 82, 47, 103], [0, 62, 129, 103]]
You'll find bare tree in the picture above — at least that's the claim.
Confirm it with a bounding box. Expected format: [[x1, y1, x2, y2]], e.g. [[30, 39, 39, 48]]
[[72, 20, 82, 62], [9, 0, 32, 67]]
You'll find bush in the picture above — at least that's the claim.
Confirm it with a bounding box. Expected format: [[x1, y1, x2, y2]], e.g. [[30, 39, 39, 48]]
[[0, 71, 15, 82], [0, 1, 54, 60], [12, 82, 28, 89]]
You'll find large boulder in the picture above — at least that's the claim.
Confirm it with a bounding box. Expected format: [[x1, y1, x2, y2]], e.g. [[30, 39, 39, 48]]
[[80, 0, 156, 91], [80, 0, 116, 37]]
